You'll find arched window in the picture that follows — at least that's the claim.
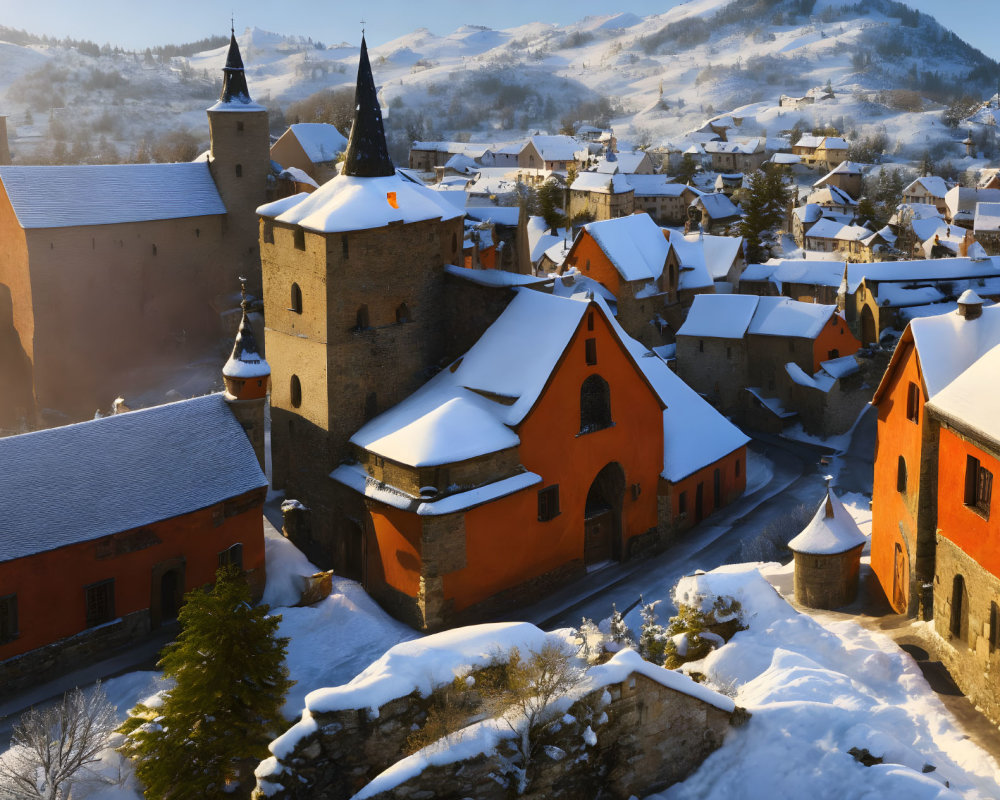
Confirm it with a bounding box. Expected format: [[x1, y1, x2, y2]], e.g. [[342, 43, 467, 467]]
[[235, 164, 243, 178], [355, 305, 370, 330], [950, 574, 966, 639], [290, 375, 302, 408], [290, 283, 302, 314], [580, 374, 612, 433], [897, 456, 907, 493], [990, 602, 999, 653], [396, 302, 410, 324]]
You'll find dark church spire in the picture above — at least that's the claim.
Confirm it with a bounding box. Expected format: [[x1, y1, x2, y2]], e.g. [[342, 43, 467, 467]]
[[342, 35, 395, 178], [219, 27, 253, 104]]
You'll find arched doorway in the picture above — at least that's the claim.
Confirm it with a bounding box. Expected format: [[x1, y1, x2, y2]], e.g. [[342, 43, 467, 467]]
[[892, 541, 907, 612], [342, 517, 367, 585], [150, 558, 185, 628], [584, 463, 625, 565], [861, 304, 877, 346], [950, 574, 966, 640]]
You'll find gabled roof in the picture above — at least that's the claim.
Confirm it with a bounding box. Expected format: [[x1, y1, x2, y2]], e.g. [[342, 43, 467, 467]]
[[677, 294, 759, 339], [529, 135, 579, 162], [946, 187, 1000, 218], [926, 341, 1000, 451], [904, 175, 948, 199], [818, 137, 848, 150], [666, 233, 716, 289], [595, 151, 647, 174], [767, 259, 846, 289], [626, 175, 698, 197], [748, 296, 836, 338], [0, 394, 267, 563], [974, 202, 1000, 232], [696, 192, 739, 220], [807, 185, 857, 207], [804, 217, 849, 240], [285, 123, 348, 164], [570, 171, 633, 194], [794, 135, 824, 149], [0, 163, 226, 228], [813, 160, 863, 185], [580, 214, 669, 282]]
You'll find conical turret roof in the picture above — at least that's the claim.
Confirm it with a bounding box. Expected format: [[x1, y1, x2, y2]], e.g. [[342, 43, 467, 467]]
[[219, 30, 252, 105], [342, 35, 395, 178], [224, 287, 270, 379], [788, 483, 866, 555]]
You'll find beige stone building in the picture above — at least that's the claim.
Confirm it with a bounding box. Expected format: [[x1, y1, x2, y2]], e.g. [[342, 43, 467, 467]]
[[270, 123, 347, 186], [0, 33, 269, 428], [568, 172, 634, 222]]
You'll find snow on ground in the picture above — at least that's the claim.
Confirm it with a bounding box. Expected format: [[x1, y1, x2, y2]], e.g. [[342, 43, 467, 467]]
[[647, 563, 1000, 800], [744, 449, 773, 495]]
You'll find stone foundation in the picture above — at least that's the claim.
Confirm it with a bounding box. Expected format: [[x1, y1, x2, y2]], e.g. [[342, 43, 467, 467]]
[[793, 545, 863, 610]]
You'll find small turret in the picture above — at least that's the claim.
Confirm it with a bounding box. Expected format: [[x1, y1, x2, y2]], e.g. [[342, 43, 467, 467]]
[[224, 280, 270, 473], [342, 35, 395, 178]]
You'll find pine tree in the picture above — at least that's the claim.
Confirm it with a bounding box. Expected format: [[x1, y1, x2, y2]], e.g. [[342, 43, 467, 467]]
[[737, 165, 790, 263], [118, 568, 293, 799], [637, 599, 668, 665], [607, 603, 634, 650]]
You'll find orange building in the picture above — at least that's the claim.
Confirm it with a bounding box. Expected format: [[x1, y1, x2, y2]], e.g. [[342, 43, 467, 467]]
[[0, 305, 270, 698], [871, 292, 1000, 616], [331, 290, 748, 630]]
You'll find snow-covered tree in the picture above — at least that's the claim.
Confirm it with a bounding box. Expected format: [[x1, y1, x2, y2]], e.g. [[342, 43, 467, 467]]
[[637, 599, 668, 665], [118, 567, 293, 799], [607, 603, 634, 650], [0, 684, 118, 800]]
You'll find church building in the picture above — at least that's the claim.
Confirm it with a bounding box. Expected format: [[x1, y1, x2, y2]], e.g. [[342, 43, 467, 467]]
[[0, 31, 270, 430]]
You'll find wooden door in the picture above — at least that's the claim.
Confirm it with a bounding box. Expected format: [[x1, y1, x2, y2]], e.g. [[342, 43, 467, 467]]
[[892, 543, 906, 612], [584, 510, 614, 565]]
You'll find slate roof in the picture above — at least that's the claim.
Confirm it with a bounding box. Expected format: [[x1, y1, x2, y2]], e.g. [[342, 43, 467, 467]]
[[0, 163, 226, 228], [0, 394, 267, 563]]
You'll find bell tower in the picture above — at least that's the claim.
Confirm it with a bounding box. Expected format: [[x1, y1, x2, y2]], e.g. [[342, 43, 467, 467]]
[[207, 27, 270, 298], [223, 280, 270, 474]]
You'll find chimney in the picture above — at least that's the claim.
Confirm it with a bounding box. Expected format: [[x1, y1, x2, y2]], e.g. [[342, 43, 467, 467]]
[[957, 289, 984, 320]]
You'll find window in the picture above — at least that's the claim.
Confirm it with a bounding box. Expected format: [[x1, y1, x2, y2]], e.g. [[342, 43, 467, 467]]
[[85, 579, 115, 628], [906, 382, 920, 423], [364, 392, 378, 421], [235, 163, 243, 178], [950, 574, 966, 639], [587, 312, 595, 331], [218, 543, 244, 571], [678, 491, 687, 515], [828, 349, 839, 360], [293, 228, 305, 250], [897, 456, 907, 493], [236, 121, 244, 132], [580, 374, 612, 433], [726, 346, 732, 360], [290, 283, 302, 314], [585, 338, 597, 366], [151, 244, 157, 256], [585, 259, 590, 272], [991, 602, 999, 653], [699, 339, 704, 353], [290, 375, 302, 408], [0, 594, 17, 643], [356, 305, 370, 330], [538, 485, 560, 521], [263, 220, 274, 244], [964, 455, 993, 517], [396, 303, 411, 324]]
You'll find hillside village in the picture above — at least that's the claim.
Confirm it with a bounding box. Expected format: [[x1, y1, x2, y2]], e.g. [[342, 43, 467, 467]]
[[2, 2, 1000, 799]]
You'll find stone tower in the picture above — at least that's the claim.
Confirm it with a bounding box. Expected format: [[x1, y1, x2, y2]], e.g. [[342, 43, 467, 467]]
[[207, 29, 271, 298], [0, 116, 10, 165], [223, 281, 270, 474], [259, 35, 464, 567]]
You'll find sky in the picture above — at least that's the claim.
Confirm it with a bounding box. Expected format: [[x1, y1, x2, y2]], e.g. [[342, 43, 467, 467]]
[[2, 0, 999, 59]]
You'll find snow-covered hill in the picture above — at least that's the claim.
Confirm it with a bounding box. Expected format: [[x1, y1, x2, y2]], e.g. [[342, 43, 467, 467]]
[[0, 0, 996, 164]]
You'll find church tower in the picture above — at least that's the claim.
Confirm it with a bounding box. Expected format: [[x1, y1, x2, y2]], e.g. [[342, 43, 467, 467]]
[[207, 28, 271, 298], [259, 35, 464, 567], [223, 280, 270, 474]]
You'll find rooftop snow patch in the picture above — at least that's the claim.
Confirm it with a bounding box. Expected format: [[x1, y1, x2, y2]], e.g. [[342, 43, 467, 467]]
[[907, 303, 1000, 398], [582, 214, 669, 282], [443, 264, 544, 287], [286, 123, 348, 163], [0, 394, 266, 562], [748, 297, 834, 339], [0, 163, 226, 228], [926, 341, 1000, 450], [267, 171, 462, 233], [677, 294, 758, 338], [788, 487, 866, 555]]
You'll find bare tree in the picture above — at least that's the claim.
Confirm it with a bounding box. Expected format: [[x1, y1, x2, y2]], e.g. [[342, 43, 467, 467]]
[[0, 684, 118, 800]]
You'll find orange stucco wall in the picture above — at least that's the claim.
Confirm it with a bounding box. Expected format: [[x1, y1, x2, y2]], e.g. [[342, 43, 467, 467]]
[[563, 232, 622, 297], [667, 446, 747, 526], [937, 428, 1000, 580], [871, 340, 922, 612], [367, 505, 423, 598], [0, 493, 264, 662], [440, 304, 664, 612], [812, 313, 861, 372], [0, 183, 33, 362]]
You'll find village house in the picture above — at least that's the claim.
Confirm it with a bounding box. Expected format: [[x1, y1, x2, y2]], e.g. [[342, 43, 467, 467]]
[[0, 302, 270, 697], [690, 192, 740, 233], [845, 257, 1000, 344], [812, 161, 863, 200], [702, 139, 767, 173], [806, 184, 858, 216], [676, 294, 861, 434], [329, 290, 748, 630], [568, 172, 634, 222], [666, 229, 745, 291], [0, 32, 270, 428], [791, 134, 824, 165], [594, 148, 655, 175], [813, 136, 849, 171], [790, 203, 844, 248], [944, 186, 1000, 228], [627, 177, 703, 226], [902, 175, 950, 215], [408, 141, 499, 173], [519, 135, 581, 172], [973, 202, 1000, 255], [270, 123, 347, 186], [738, 259, 847, 306], [871, 293, 1000, 630]]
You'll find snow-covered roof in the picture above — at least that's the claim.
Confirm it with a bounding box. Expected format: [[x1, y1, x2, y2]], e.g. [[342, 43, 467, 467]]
[[748, 296, 835, 339], [625, 175, 690, 197], [581, 214, 669, 282], [794, 135, 824, 149], [807, 185, 857, 207], [833, 224, 873, 243], [908, 303, 1000, 398], [595, 150, 647, 174], [905, 175, 948, 199], [443, 264, 543, 288], [785, 361, 835, 392], [926, 341, 1000, 450], [818, 137, 848, 151], [739, 263, 777, 282], [696, 192, 739, 220], [768, 259, 846, 288], [805, 217, 849, 240], [0, 394, 266, 563], [667, 234, 714, 290], [820, 355, 860, 379], [0, 163, 226, 228], [464, 206, 520, 227], [814, 160, 862, 181], [263, 171, 463, 233], [286, 123, 347, 164], [793, 203, 823, 224], [788, 487, 866, 555], [860, 256, 1000, 284], [974, 202, 1000, 232], [703, 139, 761, 155], [530, 134, 579, 162], [278, 166, 319, 188], [946, 186, 1000, 218], [770, 153, 801, 165], [698, 234, 743, 280], [677, 294, 759, 339], [570, 171, 633, 194]]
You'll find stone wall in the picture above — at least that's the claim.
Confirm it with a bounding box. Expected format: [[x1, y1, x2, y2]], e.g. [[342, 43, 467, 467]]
[[793, 546, 863, 609], [255, 664, 738, 800], [675, 335, 748, 412], [932, 536, 1000, 725]]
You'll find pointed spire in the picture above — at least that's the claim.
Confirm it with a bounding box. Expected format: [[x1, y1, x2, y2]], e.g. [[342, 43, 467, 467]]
[[223, 279, 269, 380], [219, 28, 252, 104], [342, 35, 395, 178]]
